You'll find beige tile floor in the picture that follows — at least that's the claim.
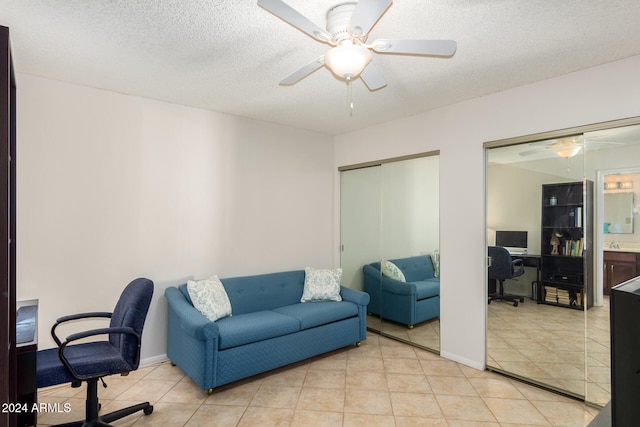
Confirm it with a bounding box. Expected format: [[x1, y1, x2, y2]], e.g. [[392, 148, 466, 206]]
[[37, 332, 602, 426]]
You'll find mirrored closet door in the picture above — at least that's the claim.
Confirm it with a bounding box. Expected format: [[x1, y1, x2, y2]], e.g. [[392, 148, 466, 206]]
[[584, 124, 640, 406], [339, 152, 441, 353], [486, 134, 589, 399], [379, 155, 440, 352], [340, 165, 382, 332]]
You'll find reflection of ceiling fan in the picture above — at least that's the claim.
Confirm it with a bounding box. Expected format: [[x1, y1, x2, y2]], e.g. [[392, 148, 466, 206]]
[[257, 0, 457, 90], [519, 135, 623, 159]]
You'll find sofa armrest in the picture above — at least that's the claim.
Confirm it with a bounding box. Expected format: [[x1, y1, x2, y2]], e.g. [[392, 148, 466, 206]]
[[165, 287, 219, 340], [340, 286, 370, 306], [362, 265, 380, 291], [381, 277, 416, 296]]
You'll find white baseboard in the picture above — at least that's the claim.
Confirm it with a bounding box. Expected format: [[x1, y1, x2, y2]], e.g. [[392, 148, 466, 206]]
[[140, 353, 169, 367], [440, 350, 485, 371]]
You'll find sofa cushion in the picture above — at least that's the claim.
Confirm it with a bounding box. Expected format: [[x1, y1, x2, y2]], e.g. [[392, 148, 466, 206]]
[[216, 311, 300, 350], [273, 301, 358, 330], [301, 267, 342, 302], [413, 279, 440, 300], [222, 270, 305, 314], [393, 256, 435, 282]]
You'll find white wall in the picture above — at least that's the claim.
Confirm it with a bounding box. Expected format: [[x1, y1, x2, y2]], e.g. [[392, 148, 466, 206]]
[[16, 74, 334, 362], [335, 55, 640, 370]]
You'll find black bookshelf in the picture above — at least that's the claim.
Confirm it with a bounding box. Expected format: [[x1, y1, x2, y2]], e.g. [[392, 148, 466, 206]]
[[539, 181, 593, 309]]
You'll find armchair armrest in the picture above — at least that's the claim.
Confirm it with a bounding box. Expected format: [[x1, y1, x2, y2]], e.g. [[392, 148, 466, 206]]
[[58, 326, 140, 381], [51, 312, 113, 347], [165, 287, 219, 340]]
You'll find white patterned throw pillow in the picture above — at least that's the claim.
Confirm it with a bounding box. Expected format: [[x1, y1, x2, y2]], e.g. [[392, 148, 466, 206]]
[[381, 259, 406, 282], [430, 249, 440, 278], [187, 275, 232, 321], [301, 267, 343, 302]]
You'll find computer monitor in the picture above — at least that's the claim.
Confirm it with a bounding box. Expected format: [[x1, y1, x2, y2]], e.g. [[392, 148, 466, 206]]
[[495, 230, 528, 253]]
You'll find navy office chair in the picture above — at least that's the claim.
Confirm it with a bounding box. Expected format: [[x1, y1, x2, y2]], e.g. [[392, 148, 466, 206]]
[[37, 278, 154, 426], [488, 246, 525, 307]]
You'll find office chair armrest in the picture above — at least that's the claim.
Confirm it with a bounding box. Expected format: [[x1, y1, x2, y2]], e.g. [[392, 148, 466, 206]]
[[58, 326, 140, 381], [51, 312, 113, 347], [512, 258, 525, 274], [56, 312, 113, 323], [64, 326, 137, 343]]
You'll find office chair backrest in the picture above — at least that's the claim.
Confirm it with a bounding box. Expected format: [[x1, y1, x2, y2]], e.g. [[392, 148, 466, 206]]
[[488, 246, 515, 280], [109, 278, 154, 369]]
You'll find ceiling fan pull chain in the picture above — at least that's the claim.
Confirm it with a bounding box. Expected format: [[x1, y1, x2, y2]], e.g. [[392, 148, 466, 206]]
[[347, 78, 354, 117]]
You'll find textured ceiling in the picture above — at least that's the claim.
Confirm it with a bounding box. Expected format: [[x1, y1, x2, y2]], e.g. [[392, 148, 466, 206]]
[[2, 0, 640, 135]]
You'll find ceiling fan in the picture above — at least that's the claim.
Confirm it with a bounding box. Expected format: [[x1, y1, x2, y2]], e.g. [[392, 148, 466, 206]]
[[257, 0, 457, 91]]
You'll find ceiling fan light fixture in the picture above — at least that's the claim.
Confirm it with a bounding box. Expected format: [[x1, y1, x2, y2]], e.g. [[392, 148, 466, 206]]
[[324, 43, 372, 80], [554, 136, 583, 158], [555, 144, 582, 158]]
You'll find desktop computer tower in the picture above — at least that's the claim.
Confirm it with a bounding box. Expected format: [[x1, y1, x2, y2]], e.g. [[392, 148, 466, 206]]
[[610, 278, 640, 427]]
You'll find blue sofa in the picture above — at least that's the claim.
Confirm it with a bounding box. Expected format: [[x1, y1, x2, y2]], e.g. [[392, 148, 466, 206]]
[[165, 270, 369, 393], [363, 255, 439, 328]]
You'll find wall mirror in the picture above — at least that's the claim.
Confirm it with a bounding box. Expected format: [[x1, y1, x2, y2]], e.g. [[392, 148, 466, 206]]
[[340, 152, 440, 353], [486, 119, 640, 408], [603, 192, 634, 234]]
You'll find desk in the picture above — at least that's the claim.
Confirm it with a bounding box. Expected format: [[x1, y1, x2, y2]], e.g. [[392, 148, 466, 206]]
[[518, 254, 542, 298], [488, 254, 541, 299], [16, 300, 38, 427]]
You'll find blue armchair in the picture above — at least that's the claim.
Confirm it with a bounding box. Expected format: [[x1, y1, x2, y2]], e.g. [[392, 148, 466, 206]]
[[36, 278, 154, 426], [488, 246, 525, 307]]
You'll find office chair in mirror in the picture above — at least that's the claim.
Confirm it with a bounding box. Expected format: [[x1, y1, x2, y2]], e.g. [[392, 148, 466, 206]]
[[488, 246, 525, 307]]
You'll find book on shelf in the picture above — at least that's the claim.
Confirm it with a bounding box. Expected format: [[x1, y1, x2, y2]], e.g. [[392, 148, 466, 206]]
[[567, 206, 583, 227], [557, 289, 571, 305], [562, 238, 583, 256]]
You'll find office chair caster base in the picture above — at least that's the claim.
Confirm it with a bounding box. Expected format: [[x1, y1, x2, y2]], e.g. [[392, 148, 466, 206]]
[[143, 405, 153, 415]]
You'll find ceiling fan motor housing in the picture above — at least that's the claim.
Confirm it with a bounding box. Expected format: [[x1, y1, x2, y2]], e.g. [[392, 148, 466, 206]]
[[326, 2, 361, 44]]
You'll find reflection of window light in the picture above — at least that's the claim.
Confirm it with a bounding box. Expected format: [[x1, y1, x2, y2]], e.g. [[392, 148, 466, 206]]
[[604, 181, 633, 190]]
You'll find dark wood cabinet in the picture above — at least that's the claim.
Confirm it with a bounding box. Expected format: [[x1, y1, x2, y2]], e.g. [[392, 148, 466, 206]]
[[604, 251, 640, 295], [610, 278, 640, 426], [538, 181, 593, 309], [16, 344, 37, 427], [1, 25, 17, 427]]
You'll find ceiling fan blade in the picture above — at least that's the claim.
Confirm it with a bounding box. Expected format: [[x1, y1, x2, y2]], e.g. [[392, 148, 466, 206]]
[[372, 39, 457, 56], [360, 62, 387, 91], [258, 0, 332, 43], [279, 56, 325, 86], [518, 149, 543, 157], [348, 0, 392, 37]]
